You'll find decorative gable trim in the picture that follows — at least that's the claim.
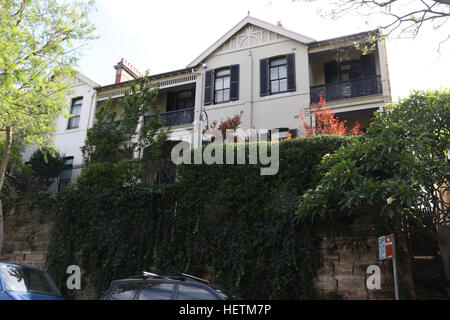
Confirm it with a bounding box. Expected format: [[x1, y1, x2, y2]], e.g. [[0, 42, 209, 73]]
[[213, 24, 288, 56], [186, 16, 315, 68]]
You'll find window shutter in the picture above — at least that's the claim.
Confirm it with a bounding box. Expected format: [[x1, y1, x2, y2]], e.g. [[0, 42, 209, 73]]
[[204, 69, 214, 105], [286, 53, 296, 92], [361, 54, 376, 77], [260, 58, 269, 96], [324, 60, 339, 83], [266, 130, 272, 142], [230, 64, 240, 101], [166, 91, 177, 112]]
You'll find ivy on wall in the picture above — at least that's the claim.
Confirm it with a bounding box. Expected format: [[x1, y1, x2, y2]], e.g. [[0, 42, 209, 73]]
[[45, 136, 352, 299]]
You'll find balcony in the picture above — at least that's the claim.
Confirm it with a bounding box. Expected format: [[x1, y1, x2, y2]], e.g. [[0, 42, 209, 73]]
[[144, 107, 195, 127], [310, 76, 382, 104]]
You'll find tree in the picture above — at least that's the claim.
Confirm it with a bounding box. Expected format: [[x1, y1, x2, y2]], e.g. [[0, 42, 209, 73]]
[[81, 74, 170, 165], [78, 75, 170, 190], [296, 0, 450, 52], [0, 0, 96, 254], [298, 90, 450, 236], [28, 148, 65, 189], [299, 95, 361, 137]]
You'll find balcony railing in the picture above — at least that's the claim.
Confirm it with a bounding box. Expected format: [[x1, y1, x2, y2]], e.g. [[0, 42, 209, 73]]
[[144, 107, 195, 127], [310, 75, 382, 103]]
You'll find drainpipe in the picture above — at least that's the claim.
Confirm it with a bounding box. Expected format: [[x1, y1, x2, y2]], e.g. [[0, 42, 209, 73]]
[[248, 50, 253, 130]]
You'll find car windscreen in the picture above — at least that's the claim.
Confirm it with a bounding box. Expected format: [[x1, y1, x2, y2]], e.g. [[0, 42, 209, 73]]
[[0, 265, 62, 297]]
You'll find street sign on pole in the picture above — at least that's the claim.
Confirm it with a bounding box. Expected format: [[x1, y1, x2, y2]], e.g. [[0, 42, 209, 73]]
[[378, 235, 393, 260], [378, 233, 399, 300]]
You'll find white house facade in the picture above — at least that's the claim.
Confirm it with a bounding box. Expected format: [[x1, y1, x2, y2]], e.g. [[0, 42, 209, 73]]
[[96, 16, 391, 153], [22, 73, 99, 190], [22, 16, 392, 189]]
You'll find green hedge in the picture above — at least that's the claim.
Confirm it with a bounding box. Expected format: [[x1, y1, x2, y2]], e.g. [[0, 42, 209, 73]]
[[46, 135, 352, 299]]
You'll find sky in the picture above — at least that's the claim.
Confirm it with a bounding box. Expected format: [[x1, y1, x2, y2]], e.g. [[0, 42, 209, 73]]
[[77, 0, 450, 101]]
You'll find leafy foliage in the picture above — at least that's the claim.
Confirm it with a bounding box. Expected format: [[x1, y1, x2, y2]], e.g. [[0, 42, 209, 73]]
[[81, 75, 169, 165], [0, 0, 96, 168], [298, 90, 450, 234], [0, 0, 96, 253], [28, 148, 65, 189], [0, 138, 31, 199], [45, 136, 350, 299]]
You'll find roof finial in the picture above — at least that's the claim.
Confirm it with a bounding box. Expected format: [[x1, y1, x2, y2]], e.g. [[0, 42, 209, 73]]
[[248, 10, 250, 16]]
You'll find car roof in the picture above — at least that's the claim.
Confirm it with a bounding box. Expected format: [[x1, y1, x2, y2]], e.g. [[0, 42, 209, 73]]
[[0, 262, 44, 272], [111, 277, 204, 286]]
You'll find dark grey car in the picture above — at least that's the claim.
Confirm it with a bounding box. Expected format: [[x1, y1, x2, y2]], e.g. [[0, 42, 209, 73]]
[[99, 273, 240, 300]]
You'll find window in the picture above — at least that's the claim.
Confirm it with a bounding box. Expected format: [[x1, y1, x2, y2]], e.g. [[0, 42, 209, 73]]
[[339, 60, 362, 82], [138, 283, 174, 300], [0, 265, 62, 297], [324, 55, 376, 84], [215, 69, 231, 103], [177, 285, 217, 300], [270, 128, 289, 141], [107, 282, 142, 300], [58, 157, 74, 192], [167, 89, 195, 112], [204, 65, 239, 105], [270, 58, 288, 94], [68, 98, 82, 129], [260, 53, 295, 97]]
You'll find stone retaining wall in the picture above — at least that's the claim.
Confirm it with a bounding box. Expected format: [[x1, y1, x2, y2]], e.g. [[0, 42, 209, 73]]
[[1, 204, 416, 300], [314, 214, 415, 300]]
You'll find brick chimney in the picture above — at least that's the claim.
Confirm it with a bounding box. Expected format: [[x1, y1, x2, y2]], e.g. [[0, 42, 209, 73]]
[[114, 58, 144, 84], [277, 21, 282, 27]]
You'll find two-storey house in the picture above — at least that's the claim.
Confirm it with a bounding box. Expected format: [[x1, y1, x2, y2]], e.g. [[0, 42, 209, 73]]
[[96, 15, 391, 153]]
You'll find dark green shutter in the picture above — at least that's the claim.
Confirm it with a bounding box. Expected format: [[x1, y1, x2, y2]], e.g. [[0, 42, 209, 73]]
[[286, 53, 296, 92], [166, 91, 177, 112], [361, 54, 376, 78], [204, 69, 214, 105], [230, 64, 240, 101], [260, 58, 270, 96], [324, 60, 339, 83]]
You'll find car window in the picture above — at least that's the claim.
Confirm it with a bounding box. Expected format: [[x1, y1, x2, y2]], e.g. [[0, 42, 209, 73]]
[[108, 282, 142, 300], [177, 285, 217, 300], [138, 282, 174, 300], [0, 265, 62, 297]]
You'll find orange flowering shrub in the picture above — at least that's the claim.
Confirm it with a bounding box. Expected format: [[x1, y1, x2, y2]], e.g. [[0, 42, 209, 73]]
[[300, 95, 361, 137], [203, 110, 244, 139]]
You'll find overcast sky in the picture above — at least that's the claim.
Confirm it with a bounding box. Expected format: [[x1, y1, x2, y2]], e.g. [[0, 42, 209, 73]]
[[77, 0, 450, 101]]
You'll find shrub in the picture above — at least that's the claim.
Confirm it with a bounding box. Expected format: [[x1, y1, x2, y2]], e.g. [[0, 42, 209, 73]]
[[46, 136, 351, 299]]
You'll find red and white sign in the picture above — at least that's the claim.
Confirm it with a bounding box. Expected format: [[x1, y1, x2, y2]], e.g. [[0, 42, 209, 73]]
[[378, 235, 394, 260]]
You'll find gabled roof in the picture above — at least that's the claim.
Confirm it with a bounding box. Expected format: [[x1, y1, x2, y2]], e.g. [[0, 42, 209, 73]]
[[73, 72, 100, 88], [187, 16, 316, 68]]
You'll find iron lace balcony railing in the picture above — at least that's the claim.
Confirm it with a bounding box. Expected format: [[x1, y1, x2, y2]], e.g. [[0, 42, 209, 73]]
[[144, 108, 195, 127], [310, 75, 382, 103]]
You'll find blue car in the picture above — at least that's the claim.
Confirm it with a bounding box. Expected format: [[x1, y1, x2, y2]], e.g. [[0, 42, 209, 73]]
[[0, 262, 64, 300]]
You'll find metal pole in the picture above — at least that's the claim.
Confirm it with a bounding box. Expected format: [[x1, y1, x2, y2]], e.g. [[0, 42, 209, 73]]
[[392, 233, 400, 300]]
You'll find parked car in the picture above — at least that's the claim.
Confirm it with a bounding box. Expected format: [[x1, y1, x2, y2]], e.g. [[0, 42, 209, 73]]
[[0, 262, 64, 300], [99, 272, 241, 300]]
